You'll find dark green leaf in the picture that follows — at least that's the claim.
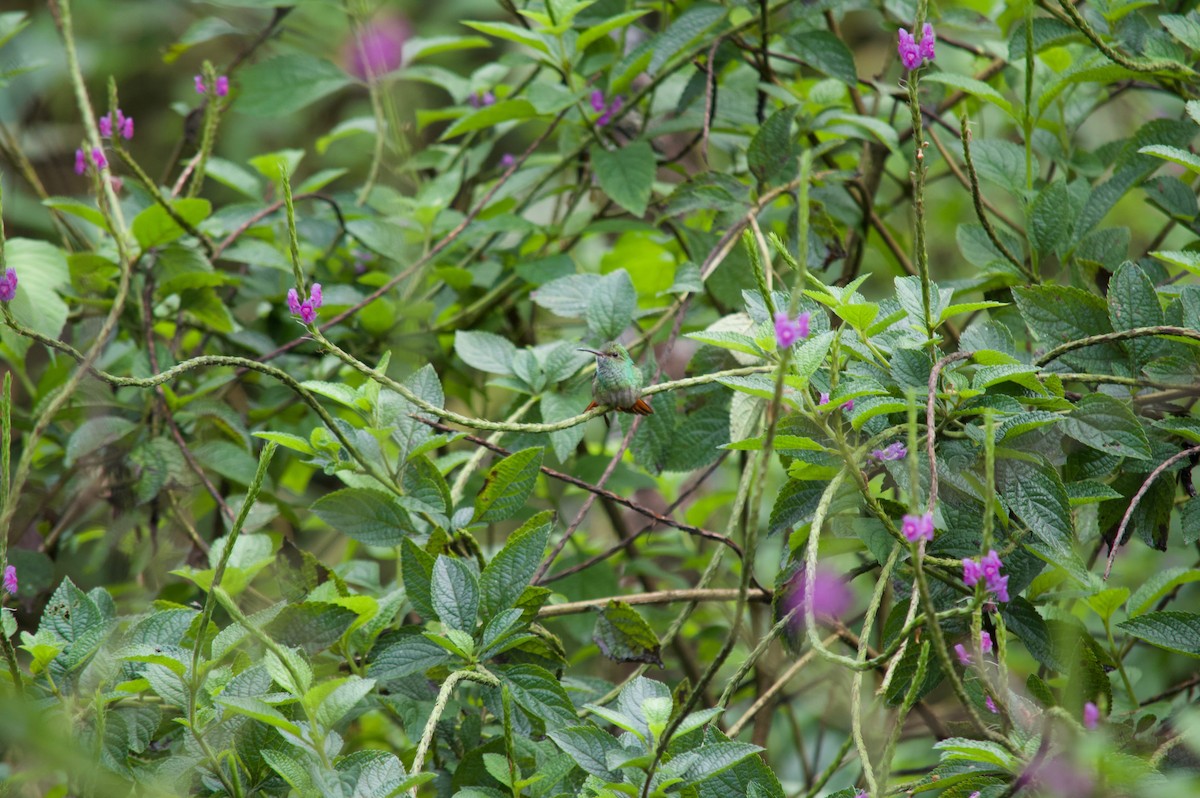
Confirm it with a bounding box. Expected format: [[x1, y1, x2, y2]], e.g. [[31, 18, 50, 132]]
[[455, 330, 518, 376], [593, 600, 662, 666], [311, 488, 414, 546], [1118, 611, 1200, 657], [997, 459, 1073, 556], [131, 199, 211, 250], [788, 31, 857, 85], [431, 555, 480, 632], [472, 447, 544, 524], [1061, 392, 1152, 460], [480, 511, 554, 618]]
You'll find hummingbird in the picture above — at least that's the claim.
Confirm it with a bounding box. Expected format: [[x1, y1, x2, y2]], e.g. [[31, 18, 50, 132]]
[[578, 343, 653, 415]]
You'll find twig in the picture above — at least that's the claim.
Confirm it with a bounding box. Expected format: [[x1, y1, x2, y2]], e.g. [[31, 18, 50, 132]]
[[537, 588, 770, 618], [1037, 326, 1200, 367], [1104, 444, 1200, 579]]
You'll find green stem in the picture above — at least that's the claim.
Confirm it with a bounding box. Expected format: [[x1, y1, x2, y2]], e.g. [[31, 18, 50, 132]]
[[409, 669, 499, 792]]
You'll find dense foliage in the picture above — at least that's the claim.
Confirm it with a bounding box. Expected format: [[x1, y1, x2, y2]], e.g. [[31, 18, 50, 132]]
[[2, 0, 1200, 796]]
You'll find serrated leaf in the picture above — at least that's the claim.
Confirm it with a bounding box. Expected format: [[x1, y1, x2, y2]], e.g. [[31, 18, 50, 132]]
[[431, 556, 480, 632], [131, 199, 211, 250], [1061, 393, 1152, 460], [455, 330, 518, 376], [311, 488, 414, 546], [1118, 611, 1200, 657], [473, 447, 544, 524], [997, 459, 1073, 556], [480, 511, 554, 617], [586, 270, 638, 341], [238, 54, 351, 116], [593, 600, 662, 666]]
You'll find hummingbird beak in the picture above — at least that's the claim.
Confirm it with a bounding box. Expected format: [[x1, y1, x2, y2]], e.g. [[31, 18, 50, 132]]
[[577, 348, 604, 356]]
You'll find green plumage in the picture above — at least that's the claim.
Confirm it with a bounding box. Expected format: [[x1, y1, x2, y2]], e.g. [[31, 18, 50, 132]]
[[579, 343, 653, 415]]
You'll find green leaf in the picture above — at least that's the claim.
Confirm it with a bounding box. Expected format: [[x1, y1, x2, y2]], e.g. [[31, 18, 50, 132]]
[[788, 30, 857, 85], [533, 273, 598, 318], [403, 35, 491, 64], [462, 20, 551, 55], [311, 488, 414, 546], [1030, 180, 1070, 257], [577, 10, 651, 51], [1127, 568, 1200, 617], [400, 538, 437, 619], [455, 330, 518, 376], [586, 270, 638, 341], [431, 555, 480, 632], [472, 447, 544, 524], [1140, 144, 1200, 175], [442, 99, 538, 139], [933, 737, 1018, 771], [480, 511, 554, 618], [921, 73, 1013, 117], [591, 141, 655, 217], [646, 5, 726, 75], [369, 631, 452, 680], [1107, 260, 1164, 365], [1161, 14, 1200, 51], [500, 663, 580, 729], [314, 675, 376, 728], [237, 54, 351, 116], [967, 139, 1035, 195], [204, 157, 261, 200], [65, 416, 138, 467], [1061, 393, 1152, 460], [1012, 285, 1123, 370], [997, 458, 1073, 556], [217, 695, 301, 736], [131, 199, 211, 250], [1086, 588, 1129, 622], [1118, 611, 1200, 657], [593, 600, 662, 666], [674, 742, 764, 784], [748, 106, 796, 186], [546, 726, 622, 781]]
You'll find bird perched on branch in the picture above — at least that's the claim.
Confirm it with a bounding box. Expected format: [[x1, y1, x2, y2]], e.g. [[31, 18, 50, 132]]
[[579, 343, 653, 416]]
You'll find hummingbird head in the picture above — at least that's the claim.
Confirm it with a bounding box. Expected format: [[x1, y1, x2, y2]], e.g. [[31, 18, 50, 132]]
[[577, 342, 630, 361]]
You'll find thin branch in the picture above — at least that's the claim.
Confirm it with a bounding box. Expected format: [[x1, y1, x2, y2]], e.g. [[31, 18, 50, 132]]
[[1104, 444, 1200, 579], [537, 587, 770, 619], [1037, 326, 1200, 367]]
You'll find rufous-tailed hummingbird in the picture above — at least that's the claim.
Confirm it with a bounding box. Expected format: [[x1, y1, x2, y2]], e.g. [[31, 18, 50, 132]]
[[578, 343, 653, 415]]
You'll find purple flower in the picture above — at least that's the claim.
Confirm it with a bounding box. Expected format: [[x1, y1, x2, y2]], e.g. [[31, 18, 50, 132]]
[[962, 557, 983, 587], [990, 574, 1010, 603], [955, 643, 971, 666], [774, 311, 811, 349], [782, 568, 853, 627], [119, 110, 134, 140], [897, 28, 922, 70], [98, 115, 112, 137], [344, 15, 409, 80], [468, 90, 496, 109], [593, 93, 624, 127], [985, 695, 998, 714], [918, 23, 936, 61], [1083, 701, 1100, 730], [0, 268, 16, 303], [74, 148, 86, 175], [901, 511, 934, 543], [196, 74, 231, 97], [969, 793, 981, 798], [981, 549, 1002, 580], [287, 284, 322, 324], [500, 153, 516, 168], [91, 147, 107, 171], [872, 442, 907, 462], [590, 90, 606, 112], [819, 391, 830, 406], [2, 565, 15, 595], [964, 550, 1009, 602], [981, 631, 993, 654]]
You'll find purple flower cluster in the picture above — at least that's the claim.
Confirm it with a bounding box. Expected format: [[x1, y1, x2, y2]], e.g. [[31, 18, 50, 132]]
[[774, 311, 810, 349], [590, 90, 624, 127], [98, 109, 134, 141], [1083, 701, 1100, 730], [0, 268, 16, 303], [897, 23, 936, 70], [468, 90, 496, 109], [901, 511, 934, 543], [74, 147, 108, 175], [2, 565, 15, 595], [963, 549, 1009, 602], [500, 153, 516, 169], [287, 283, 323, 324], [782, 568, 853, 627], [195, 74, 230, 97], [344, 16, 409, 80], [871, 442, 907, 462]]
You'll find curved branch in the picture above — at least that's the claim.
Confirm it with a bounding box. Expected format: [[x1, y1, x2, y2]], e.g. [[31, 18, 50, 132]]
[[537, 587, 770, 619], [1104, 444, 1200, 580], [1037, 326, 1200, 367]]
